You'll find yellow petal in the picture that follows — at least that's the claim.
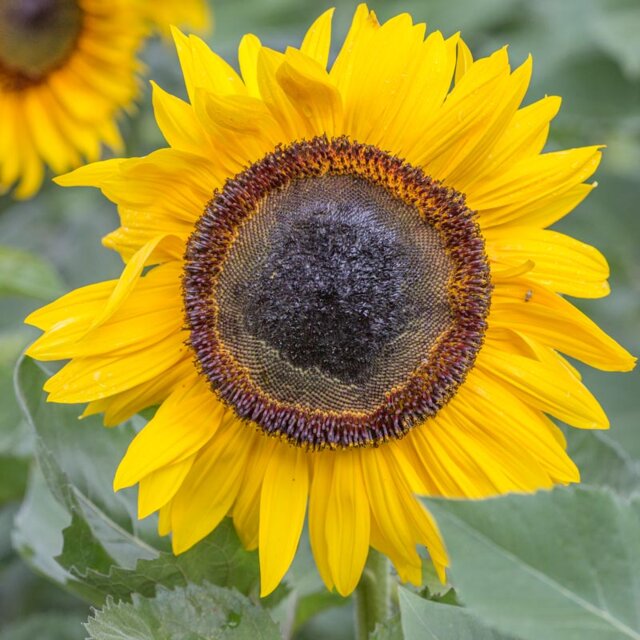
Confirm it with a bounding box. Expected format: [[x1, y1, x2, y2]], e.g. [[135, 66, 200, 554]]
[[114, 378, 224, 489], [470, 147, 601, 228], [54, 157, 125, 189], [151, 81, 206, 155], [380, 446, 448, 569], [487, 227, 610, 298], [407, 48, 512, 177], [84, 358, 195, 427], [27, 262, 183, 360], [361, 449, 416, 565], [277, 48, 343, 136], [454, 37, 473, 84], [259, 443, 309, 596], [369, 516, 423, 586], [84, 235, 180, 333], [172, 27, 245, 104], [461, 95, 561, 192], [478, 342, 608, 429], [171, 418, 249, 554], [158, 501, 173, 536], [451, 366, 580, 484], [44, 332, 188, 403], [233, 433, 275, 550], [300, 8, 334, 69], [25, 279, 117, 331], [138, 455, 195, 519], [238, 34, 262, 98], [24, 87, 78, 174], [491, 279, 636, 371], [380, 31, 458, 151], [442, 56, 533, 187], [256, 47, 305, 141], [325, 450, 370, 596], [194, 91, 273, 134], [338, 13, 426, 143], [308, 454, 335, 591], [191, 89, 283, 171], [330, 4, 379, 90]]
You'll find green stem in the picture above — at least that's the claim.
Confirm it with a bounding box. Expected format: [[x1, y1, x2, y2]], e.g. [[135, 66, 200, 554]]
[[354, 549, 390, 640]]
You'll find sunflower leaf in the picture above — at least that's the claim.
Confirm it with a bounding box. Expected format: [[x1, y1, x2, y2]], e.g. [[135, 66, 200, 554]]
[[13, 356, 260, 602], [398, 587, 514, 640], [15, 357, 144, 529], [12, 466, 82, 587], [84, 583, 280, 640], [68, 519, 260, 602], [567, 429, 640, 496], [0, 329, 33, 460], [0, 245, 64, 300], [15, 357, 161, 576], [425, 487, 640, 640]]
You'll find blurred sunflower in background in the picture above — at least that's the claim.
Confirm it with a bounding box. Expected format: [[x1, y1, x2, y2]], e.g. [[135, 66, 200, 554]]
[[26, 3, 635, 599], [0, 0, 212, 199], [0, 0, 144, 199]]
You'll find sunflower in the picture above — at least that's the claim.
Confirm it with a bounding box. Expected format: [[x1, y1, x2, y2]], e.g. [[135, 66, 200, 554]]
[[26, 5, 635, 597], [0, 0, 148, 199]]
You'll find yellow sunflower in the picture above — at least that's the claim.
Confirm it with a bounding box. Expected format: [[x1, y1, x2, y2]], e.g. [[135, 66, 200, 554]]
[[26, 5, 635, 597], [0, 0, 147, 199]]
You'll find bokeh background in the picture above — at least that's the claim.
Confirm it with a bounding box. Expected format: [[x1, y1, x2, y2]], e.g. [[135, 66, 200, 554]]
[[1, 0, 638, 637]]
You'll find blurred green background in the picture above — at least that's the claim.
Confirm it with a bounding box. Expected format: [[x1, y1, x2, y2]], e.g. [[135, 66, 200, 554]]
[[0, 0, 638, 637]]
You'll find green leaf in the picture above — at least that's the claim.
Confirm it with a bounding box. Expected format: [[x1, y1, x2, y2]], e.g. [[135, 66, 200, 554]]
[[567, 429, 640, 496], [13, 356, 260, 602], [15, 357, 145, 530], [12, 465, 73, 585], [0, 245, 64, 300], [15, 357, 161, 579], [68, 519, 260, 602], [425, 487, 640, 640], [0, 330, 33, 458], [398, 588, 513, 640], [85, 583, 281, 640]]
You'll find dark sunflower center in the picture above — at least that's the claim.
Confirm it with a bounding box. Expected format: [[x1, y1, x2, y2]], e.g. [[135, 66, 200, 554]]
[[244, 206, 413, 384], [0, 0, 82, 86], [213, 173, 453, 416], [184, 136, 491, 449]]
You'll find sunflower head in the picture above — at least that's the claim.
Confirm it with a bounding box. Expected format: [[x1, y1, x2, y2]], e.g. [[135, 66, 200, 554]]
[[27, 4, 635, 598], [0, 0, 82, 90], [0, 0, 147, 198], [184, 135, 491, 449]]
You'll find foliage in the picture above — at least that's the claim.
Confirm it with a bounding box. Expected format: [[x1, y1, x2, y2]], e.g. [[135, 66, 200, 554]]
[[13, 358, 261, 604], [425, 488, 640, 640], [85, 583, 281, 640]]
